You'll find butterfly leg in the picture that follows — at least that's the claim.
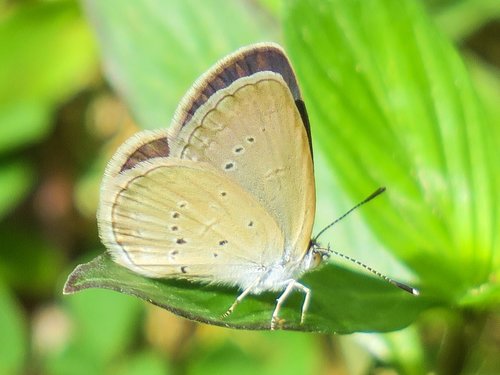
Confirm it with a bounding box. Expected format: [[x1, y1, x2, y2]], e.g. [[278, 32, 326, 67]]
[[222, 276, 262, 319], [271, 280, 311, 330], [294, 282, 311, 324], [271, 279, 296, 330]]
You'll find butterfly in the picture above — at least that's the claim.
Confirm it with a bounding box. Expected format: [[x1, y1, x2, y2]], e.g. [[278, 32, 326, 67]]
[[97, 43, 414, 330]]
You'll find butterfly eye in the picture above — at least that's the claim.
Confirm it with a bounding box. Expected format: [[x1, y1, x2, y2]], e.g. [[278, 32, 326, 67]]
[[310, 251, 324, 268]]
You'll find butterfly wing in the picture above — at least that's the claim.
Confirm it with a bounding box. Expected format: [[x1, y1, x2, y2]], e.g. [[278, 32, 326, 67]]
[[170, 72, 315, 261], [99, 158, 284, 287], [102, 43, 311, 178], [99, 43, 315, 274]]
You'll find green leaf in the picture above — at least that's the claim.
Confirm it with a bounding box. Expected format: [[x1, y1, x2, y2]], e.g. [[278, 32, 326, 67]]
[[46, 283, 144, 375], [64, 253, 434, 334], [82, 0, 277, 130], [112, 351, 170, 375], [189, 331, 318, 375], [0, 282, 27, 375], [432, 0, 500, 41], [284, 0, 499, 305], [0, 0, 97, 152], [64, 288, 143, 362]]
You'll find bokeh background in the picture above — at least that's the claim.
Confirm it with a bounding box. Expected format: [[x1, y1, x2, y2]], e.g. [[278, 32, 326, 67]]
[[1, 0, 499, 374]]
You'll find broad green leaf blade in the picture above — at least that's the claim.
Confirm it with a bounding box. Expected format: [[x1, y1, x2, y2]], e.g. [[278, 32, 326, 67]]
[[0, 1, 96, 152], [45, 290, 143, 375], [64, 254, 434, 334], [188, 331, 318, 375], [112, 351, 168, 375], [65, 288, 143, 363], [0, 282, 27, 375], [433, 0, 500, 41], [284, 0, 499, 304], [82, 0, 277, 130]]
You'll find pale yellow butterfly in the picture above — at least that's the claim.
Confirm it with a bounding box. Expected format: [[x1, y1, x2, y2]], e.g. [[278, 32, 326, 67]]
[[98, 43, 415, 330]]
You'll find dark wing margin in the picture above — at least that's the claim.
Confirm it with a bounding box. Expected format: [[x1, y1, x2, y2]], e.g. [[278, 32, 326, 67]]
[[175, 43, 303, 127], [117, 43, 312, 173], [120, 138, 170, 172], [294, 99, 313, 160]]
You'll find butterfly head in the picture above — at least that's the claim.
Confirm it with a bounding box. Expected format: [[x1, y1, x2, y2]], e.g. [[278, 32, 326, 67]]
[[303, 239, 331, 270]]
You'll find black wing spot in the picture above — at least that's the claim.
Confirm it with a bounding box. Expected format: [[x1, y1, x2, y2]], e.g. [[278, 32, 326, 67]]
[[176, 238, 186, 244], [171, 225, 179, 231], [213, 252, 218, 258], [234, 146, 244, 154], [181, 266, 188, 273], [224, 162, 235, 170], [178, 201, 187, 208], [248, 221, 254, 227], [219, 240, 228, 246], [220, 191, 227, 197], [246, 136, 255, 143], [172, 212, 180, 219]]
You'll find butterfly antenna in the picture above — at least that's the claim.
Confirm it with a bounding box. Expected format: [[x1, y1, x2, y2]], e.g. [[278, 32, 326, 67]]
[[318, 244, 419, 295], [313, 187, 386, 242]]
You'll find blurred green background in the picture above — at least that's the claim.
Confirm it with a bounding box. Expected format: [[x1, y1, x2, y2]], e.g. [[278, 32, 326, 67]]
[[0, 0, 499, 374]]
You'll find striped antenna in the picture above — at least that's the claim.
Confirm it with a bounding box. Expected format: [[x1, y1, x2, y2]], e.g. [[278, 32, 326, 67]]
[[313, 187, 386, 242], [315, 245, 419, 295], [312, 187, 418, 295]]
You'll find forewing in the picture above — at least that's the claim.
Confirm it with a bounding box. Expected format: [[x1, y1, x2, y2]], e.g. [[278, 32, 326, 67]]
[[98, 158, 284, 286], [102, 43, 311, 177], [170, 73, 315, 260]]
